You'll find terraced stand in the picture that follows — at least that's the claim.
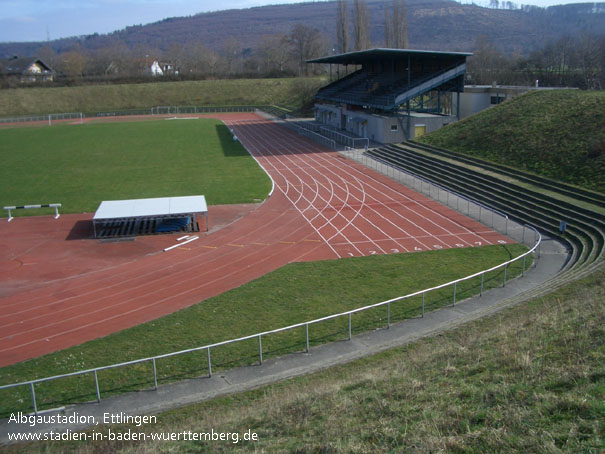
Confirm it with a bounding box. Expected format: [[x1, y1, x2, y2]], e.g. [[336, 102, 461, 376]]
[[364, 141, 604, 304]]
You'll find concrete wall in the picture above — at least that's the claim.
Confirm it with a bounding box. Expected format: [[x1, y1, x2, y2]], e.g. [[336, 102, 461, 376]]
[[314, 103, 455, 143], [455, 85, 535, 119]]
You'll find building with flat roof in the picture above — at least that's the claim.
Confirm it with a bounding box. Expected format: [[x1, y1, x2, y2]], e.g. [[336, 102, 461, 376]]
[[307, 48, 472, 143], [454, 82, 575, 119]]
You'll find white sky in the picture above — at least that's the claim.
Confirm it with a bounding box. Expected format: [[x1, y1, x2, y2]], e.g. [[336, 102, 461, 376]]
[[0, 0, 597, 43]]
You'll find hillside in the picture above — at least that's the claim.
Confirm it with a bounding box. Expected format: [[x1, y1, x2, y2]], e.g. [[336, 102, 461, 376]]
[[1, 0, 603, 58], [418, 90, 605, 193], [0, 77, 321, 117]]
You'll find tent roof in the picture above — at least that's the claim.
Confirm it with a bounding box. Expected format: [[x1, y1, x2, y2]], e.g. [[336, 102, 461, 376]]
[[93, 195, 207, 221]]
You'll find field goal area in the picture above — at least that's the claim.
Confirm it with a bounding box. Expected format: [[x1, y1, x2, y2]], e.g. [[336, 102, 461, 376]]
[[0, 112, 83, 126]]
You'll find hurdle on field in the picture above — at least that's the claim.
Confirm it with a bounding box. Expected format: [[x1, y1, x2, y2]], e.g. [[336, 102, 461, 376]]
[[4, 203, 61, 222]]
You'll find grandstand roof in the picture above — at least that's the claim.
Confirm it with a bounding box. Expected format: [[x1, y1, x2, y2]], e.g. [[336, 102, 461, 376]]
[[307, 48, 473, 65]]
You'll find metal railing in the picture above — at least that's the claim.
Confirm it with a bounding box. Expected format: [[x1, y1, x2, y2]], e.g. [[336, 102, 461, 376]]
[[281, 120, 337, 150], [0, 106, 291, 125], [319, 127, 369, 150], [353, 149, 515, 236], [282, 118, 369, 151], [0, 224, 540, 415], [0, 112, 83, 125]]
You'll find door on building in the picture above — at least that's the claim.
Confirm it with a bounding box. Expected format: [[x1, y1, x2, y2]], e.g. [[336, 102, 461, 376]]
[[341, 114, 347, 130], [360, 122, 368, 138], [414, 125, 426, 138]]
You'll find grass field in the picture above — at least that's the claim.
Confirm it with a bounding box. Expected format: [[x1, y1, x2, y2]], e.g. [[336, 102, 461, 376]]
[[418, 90, 605, 193], [0, 78, 323, 118], [0, 118, 272, 214], [0, 244, 530, 418]]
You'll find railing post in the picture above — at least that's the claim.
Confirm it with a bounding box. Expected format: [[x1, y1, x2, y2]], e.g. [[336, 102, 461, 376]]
[[387, 302, 391, 329], [422, 292, 425, 317], [453, 282, 457, 306], [522, 255, 526, 277], [480, 273, 484, 297], [152, 358, 158, 390], [305, 323, 310, 353], [348, 313, 352, 340], [503, 265, 507, 287], [207, 347, 212, 378], [94, 370, 101, 403], [258, 335, 263, 365], [30, 383, 38, 415]]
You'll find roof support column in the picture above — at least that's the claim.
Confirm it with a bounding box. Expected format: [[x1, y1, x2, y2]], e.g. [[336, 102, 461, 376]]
[[438, 90, 441, 114], [406, 101, 411, 140], [456, 85, 461, 120]]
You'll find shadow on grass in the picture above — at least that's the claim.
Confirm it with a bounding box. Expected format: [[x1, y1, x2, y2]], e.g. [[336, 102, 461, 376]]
[[215, 124, 252, 158]]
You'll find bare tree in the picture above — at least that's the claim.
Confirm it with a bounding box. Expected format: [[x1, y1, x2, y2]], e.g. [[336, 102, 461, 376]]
[[186, 42, 221, 77], [130, 45, 160, 76], [575, 33, 605, 90], [36, 45, 59, 69], [336, 0, 350, 54], [467, 35, 515, 85], [59, 46, 88, 82], [287, 24, 325, 76], [259, 34, 291, 76], [384, 7, 394, 48], [353, 0, 370, 51], [94, 43, 131, 77], [393, 0, 409, 49], [222, 36, 243, 76], [164, 42, 186, 76], [385, 0, 409, 48]]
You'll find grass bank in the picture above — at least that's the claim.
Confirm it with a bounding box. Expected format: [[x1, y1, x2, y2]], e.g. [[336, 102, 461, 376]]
[[9, 266, 602, 454], [419, 90, 605, 193], [0, 119, 272, 214], [0, 244, 530, 418], [0, 78, 323, 118]]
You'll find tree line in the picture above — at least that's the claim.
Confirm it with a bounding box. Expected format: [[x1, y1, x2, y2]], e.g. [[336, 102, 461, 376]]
[[1, 0, 602, 90]]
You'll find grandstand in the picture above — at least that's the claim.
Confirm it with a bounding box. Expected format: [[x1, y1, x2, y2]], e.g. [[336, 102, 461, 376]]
[[307, 48, 471, 143]]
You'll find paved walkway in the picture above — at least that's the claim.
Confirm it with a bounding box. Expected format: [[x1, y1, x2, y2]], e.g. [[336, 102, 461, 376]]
[[0, 236, 568, 443]]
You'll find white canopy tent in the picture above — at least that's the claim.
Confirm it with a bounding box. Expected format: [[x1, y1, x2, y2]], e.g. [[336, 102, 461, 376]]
[[92, 195, 208, 238]]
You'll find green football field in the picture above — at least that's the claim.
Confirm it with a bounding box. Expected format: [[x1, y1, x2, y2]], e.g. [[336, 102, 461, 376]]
[[0, 119, 272, 215]]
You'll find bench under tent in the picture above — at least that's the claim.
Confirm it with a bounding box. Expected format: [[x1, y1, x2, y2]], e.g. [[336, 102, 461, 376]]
[[92, 195, 208, 239]]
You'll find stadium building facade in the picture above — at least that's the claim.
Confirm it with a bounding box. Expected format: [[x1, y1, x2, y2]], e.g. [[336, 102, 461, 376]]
[[307, 49, 472, 143]]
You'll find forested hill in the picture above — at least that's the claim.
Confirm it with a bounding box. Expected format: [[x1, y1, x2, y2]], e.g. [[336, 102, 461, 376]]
[[1, 0, 603, 58]]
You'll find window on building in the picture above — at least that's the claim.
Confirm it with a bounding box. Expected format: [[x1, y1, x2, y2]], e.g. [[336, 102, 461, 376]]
[[491, 96, 505, 105], [391, 124, 398, 131]]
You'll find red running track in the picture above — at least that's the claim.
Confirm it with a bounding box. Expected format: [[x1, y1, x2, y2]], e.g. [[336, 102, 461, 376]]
[[0, 113, 512, 367]]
